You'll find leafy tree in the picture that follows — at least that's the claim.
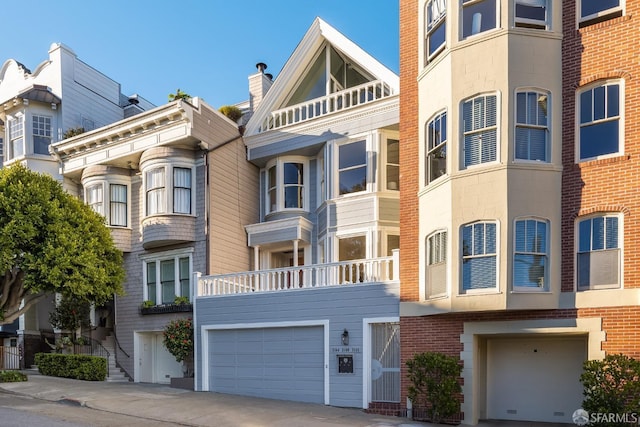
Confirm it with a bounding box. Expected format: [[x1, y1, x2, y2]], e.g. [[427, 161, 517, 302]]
[[218, 105, 243, 123], [406, 351, 462, 423], [0, 164, 125, 324], [168, 89, 191, 102], [580, 354, 640, 426], [49, 295, 91, 341], [163, 318, 193, 363]]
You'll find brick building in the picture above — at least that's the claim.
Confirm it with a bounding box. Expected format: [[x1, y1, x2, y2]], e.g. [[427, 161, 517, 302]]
[[399, 0, 640, 424]]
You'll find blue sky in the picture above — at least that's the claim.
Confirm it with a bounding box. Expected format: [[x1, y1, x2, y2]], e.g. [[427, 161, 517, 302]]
[[1, 1, 398, 108]]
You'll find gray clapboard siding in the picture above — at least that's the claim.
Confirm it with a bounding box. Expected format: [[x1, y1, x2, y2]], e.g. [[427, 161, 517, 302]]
[[329, 197, 376, 228]]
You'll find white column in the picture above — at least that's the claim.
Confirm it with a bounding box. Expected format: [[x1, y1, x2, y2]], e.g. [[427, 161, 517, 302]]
[[253, 246, 260, 271], [292, 240, 299, 267]]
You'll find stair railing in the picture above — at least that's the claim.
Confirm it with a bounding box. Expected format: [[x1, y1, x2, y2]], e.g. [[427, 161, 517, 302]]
[[73, 337, 110, 378]]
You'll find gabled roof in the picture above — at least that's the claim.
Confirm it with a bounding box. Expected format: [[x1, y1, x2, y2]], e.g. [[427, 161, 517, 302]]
[[244, 17, 399, 136]]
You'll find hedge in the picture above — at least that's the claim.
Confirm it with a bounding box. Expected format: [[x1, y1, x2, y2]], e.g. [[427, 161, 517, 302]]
[[34, 353, 107, 381], [0, 370, 27, 382]]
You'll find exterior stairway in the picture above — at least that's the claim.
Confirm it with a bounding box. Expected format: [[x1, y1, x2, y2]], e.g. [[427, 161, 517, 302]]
[[100, 334, 129, 382]]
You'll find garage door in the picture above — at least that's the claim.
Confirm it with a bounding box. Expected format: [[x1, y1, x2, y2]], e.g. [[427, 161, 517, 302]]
[[209, 326, 324, 404], [487, 337, 586, 423]]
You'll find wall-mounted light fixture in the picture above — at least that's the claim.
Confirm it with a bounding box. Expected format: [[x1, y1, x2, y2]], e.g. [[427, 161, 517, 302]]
[[341, 329, 349, 346]]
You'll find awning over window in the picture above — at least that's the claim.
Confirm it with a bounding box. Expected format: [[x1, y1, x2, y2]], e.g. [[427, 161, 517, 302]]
[[16, 84, 61, 104]]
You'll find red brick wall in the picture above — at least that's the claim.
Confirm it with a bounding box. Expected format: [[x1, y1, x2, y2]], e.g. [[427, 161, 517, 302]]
[[399, 0, 420, 302], [561, 1, 640, 292]]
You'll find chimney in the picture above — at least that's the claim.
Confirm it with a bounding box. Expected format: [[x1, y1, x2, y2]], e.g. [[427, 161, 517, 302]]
[[249, 62, 273, 113]]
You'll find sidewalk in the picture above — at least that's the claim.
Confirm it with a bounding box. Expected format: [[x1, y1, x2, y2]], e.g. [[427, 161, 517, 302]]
[[0, 372, 428, 427]]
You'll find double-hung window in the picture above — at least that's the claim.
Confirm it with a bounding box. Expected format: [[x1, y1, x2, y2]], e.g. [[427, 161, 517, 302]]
[[515, 90, 549, 162], [426, 230, 447, 298], [462, 221, 497, 291], [173, 168, 192, 214], [144, 164, 194, 216], [463, 94, 497, 167], [283, 162, 304, 208], [462, 0, 497, 38], [387, 139, 400, 190], [85, 181, 128, 227], [426, 111, 447, 184], [8, 117, 24, 160], [338, 140, 367, 195], [578, 81, 622, 161], [425, 0, 447, 63], [144, 252, 192, 305], [514, 218, 548, 289], [578, 0, 622, 27], [33, 115, 52, 155], [577, 215, 620, 290], [515, 0, 548, 29]]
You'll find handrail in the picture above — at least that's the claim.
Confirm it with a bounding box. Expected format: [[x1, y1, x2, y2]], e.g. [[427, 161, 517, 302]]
[[259, 80, 394, 133], [112, 330, 130, 358], [73, 337, 110, 378], [199, 255, 397, 297]]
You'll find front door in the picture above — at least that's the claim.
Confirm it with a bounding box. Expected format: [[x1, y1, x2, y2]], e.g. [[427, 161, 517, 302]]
[[370, 322, 400, 403]]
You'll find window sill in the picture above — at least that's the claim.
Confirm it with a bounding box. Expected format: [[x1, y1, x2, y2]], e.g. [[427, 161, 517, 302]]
[[575, 154, 630, 169], [140, 303, 193, 315]]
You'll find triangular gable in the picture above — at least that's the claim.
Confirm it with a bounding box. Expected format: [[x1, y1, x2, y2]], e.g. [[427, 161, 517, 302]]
[[245, 17, 399, 136]]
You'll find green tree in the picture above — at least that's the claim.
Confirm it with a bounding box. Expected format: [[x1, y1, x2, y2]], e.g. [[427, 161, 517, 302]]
[[168, 89, 191, 102], [218, 105, 243, 123], [0, 164, 125, 324], [406, 351, 462, 423], [163, 318, 193, 363], [49, 295, 92, 341], [580, 354, 640, 426]]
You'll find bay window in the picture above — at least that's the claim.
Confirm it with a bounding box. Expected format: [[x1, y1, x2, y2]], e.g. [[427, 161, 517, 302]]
[[85, 181, 129, 227], [386, 138, 400, 191], [462, 221, 497, 291], [338, 140, 367, 195], [427, 230, 447, 298], [144, 164, 194, 216], [8, 116, 24, 160], [515, 0, 548, 29], [110, 184, 127, 227], [265, 158, 306, 214]]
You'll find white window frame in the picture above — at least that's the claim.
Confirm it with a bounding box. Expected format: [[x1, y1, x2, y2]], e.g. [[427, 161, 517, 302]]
[[426, 230, 448, 298], [141, 248, 194, 305], [83, 178, 131, 228], [514, 0, 549, 30], [461, 0, 499, 39], [576, 213, 622, 291], [336, 138, 369, 197], [577, 0, 623, 27], [142, 161, 196, 218], [385, 135, 400, 191], [513, 217, 549, 291], [514, 89, 550, 163], [425, 0, 447, 64], [264, 156, 309, 215], [461, 221, 498, 293], [426, 110, 448, 185], [576, 80, 624, 163], [32, 114, 52, 155], [7, 114, 24, 161], [462, 92, 499, 169]]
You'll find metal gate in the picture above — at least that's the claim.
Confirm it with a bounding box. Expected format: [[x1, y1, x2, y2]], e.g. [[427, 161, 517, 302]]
[[0, 346, 20, 370], [370, 322, 400, 402]]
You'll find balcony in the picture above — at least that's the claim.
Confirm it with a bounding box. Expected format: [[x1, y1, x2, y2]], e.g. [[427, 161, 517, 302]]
[[259, 80, 395, 133], [198, 252, 398, 297]]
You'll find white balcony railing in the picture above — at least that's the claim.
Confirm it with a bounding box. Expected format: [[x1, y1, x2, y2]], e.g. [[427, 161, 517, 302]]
[[198, 253, 398, 297], [259, 80, 394, 133]]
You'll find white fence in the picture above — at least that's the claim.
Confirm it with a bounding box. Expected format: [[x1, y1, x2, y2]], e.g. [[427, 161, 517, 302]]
[[199, 254, 398, 297]]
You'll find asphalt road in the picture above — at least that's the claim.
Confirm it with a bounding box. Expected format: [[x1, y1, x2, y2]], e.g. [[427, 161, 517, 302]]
[[0, 390, 185, 427]]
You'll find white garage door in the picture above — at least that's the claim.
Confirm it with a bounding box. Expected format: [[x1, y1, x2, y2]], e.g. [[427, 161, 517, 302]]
[[487, 337, 586, 423], [209, 326, 324, 404]]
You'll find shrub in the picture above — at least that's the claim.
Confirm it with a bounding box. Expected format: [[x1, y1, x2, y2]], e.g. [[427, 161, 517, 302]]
[[580, 354, 640, 426], [219, 105, 243, 123], [62, 126, 86, 139], [34, 353, 106, 381], [174, 296, 190, 305], [0, 370, 27, 382], [406, 352, 462, 423], [163, 318, 193, 363]]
